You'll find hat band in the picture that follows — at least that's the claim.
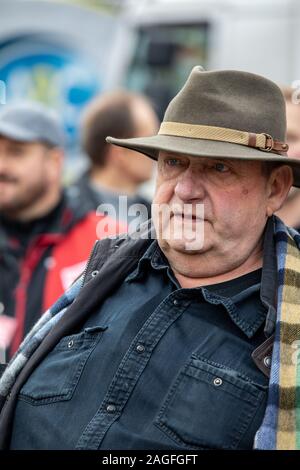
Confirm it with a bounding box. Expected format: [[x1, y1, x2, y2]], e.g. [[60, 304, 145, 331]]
[[159, 122, 289, 155]]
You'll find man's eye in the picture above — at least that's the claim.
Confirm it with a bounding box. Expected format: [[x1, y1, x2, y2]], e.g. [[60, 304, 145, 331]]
[[165, 158, 181, 167], [214, 162, 229, 173]]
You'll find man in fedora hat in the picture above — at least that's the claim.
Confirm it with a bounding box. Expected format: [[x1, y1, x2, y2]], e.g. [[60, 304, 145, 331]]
[[0, 67, 300, 450]]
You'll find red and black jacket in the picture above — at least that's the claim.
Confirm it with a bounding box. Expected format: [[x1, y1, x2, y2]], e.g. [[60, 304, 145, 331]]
[[0, 189, 125, 357]]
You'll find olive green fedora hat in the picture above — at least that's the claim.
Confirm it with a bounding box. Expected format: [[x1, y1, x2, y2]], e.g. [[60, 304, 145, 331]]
[[107, 66, 300, 187]]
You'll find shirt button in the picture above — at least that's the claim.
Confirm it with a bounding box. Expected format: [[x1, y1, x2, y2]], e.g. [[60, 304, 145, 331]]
[[173, 299, 180, 306], [106, 404, 116, 413], [264, 356, 271, 368], [68, 340, 74, 349], [213, 377, 223, 387], [136, 344, 145, 353]]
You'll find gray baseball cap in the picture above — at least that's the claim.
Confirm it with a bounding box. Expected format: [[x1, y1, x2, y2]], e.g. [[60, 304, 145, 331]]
[[0, 102, 64, 147]]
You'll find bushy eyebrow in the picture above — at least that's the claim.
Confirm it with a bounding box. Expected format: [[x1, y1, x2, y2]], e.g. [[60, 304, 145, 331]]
[[159, 152, 182, 159], [158, 153, 250, 173]]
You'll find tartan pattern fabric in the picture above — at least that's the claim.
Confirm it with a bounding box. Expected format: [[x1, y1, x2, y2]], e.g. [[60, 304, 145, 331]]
[[254, 218, 300, 449]]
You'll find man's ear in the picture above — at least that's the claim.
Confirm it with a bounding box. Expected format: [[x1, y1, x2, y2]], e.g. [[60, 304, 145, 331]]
[[266, 165, 293, 216], [47, 147, 64, 181], [107, 145, 124, 167]]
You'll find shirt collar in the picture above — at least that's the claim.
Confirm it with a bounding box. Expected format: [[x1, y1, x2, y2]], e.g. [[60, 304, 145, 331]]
[[200, 271, 265, 338], [260, 216, 277, 337], [125, 240, 170, 282], [225, 216, 277, 338]]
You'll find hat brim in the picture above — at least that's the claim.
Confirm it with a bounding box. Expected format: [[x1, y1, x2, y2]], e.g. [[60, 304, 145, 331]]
[[107, 134, 300, 188], [0, 122, 40, 143]]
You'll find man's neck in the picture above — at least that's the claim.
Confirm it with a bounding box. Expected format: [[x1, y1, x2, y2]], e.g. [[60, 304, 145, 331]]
[[174, 263, 263, 289], [171, 247, 264, 289], [275, 188, 300, 228]]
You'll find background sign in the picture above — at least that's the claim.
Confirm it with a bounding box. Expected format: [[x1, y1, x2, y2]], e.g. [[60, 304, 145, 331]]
[[0, 35, 100, 173]]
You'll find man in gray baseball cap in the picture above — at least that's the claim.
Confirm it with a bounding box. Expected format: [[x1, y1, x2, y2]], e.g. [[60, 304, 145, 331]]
[[0, 101, 64, 224], [0, 102, 67, 362], [0, 101, 115, 361]]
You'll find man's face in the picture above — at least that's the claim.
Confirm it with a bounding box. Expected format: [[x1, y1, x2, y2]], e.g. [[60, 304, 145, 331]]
[[0, 137, 55, 216], [286, 101, 300, 158], [152, 152, 275, 278]]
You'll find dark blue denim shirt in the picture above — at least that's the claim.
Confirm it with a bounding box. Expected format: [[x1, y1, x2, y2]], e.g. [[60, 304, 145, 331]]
[[10, 224, 276, 450]]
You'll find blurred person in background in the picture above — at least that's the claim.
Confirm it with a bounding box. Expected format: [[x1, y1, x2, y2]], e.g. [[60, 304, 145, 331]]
[[276, 86, 300, 229], [70, 91, 158, 227], [0, 102, 123, 361]]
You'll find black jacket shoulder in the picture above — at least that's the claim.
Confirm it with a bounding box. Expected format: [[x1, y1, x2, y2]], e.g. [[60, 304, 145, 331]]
[[82, 220, 154, 287]]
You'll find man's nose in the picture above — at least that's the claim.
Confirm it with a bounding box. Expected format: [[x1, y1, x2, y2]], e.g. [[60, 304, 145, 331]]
[[174, 168, 205, 202]]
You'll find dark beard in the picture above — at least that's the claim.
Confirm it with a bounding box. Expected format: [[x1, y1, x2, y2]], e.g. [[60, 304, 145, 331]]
[[0, 181, 50, 219]]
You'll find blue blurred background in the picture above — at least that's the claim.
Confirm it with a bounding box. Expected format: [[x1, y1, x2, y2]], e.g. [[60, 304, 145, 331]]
[[0, 0, 299, 183]]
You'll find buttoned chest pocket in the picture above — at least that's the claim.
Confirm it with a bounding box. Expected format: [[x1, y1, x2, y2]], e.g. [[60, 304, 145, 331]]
[[155, 355, 267, 449], [19, 326, 107, 405]]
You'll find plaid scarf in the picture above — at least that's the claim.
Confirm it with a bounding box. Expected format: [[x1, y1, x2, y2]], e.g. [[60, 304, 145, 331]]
[[1, 217, 300, 449], [255, 218, 300, 450]]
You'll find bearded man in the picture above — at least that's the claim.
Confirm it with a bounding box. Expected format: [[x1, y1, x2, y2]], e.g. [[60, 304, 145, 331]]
[[0, 102, 120, 360]]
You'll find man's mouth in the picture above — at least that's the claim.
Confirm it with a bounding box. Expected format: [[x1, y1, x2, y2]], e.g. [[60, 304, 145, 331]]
[[0, 178, 17, 184], [172, 212, 204, 222], [0, 181, 17, 190]]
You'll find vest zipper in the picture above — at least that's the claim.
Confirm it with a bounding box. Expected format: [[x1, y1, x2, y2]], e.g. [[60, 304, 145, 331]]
[[81, 240, 99, 287]]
